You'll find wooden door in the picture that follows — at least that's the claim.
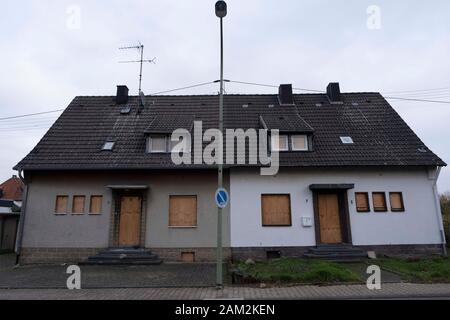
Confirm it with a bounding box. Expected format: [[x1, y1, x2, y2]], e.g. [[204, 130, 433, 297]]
[[119, 196, 142, 247], [318, 193, 342, 244]]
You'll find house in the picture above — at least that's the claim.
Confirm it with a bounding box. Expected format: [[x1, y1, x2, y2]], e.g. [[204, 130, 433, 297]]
[[0, 175, 23, 206], [14, 83, 447, 264], [0, 175, 23, 252]]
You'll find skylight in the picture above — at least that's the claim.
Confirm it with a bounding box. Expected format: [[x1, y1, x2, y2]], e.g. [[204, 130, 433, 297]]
[[340, 136, 354, 144], [102, 141, 115, 151]]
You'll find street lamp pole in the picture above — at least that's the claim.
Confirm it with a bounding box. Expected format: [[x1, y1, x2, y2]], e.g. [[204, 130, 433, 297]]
[[215, 0, 227, 289]]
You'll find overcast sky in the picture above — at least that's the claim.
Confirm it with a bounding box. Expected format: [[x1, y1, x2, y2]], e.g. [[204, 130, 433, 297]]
[[0, 0, 449, 192]]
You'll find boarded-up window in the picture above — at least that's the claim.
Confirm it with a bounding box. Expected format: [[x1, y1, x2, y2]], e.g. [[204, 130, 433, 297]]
[[390, 192, 405, 212], [181, 252, 196, 263], [55, 196, 68, 214], [169, 196, 198, 227], [89, 196, 103, 214], [72, 196, 85, 214], [372, 192, 387, 212], [261, 194, 292, 226], [355, 192, 370, 212]]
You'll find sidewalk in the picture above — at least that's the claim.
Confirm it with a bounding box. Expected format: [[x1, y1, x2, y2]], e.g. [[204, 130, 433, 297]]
[[0, 283, 449, 300], [0, 254, 15, 270]]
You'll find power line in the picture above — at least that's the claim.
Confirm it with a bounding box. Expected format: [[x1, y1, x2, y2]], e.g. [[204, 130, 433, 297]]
[[382, 90, 450, 99], [229, 79, 450, 103], [150, 81, 216, 95], [228, 80, 325, 93], [0, 125, 52, 132], [0, 82, 217, 123], [384, 96, 450, 104], [2, 82, 450, 125], [383, 86, 450, 95], [392, 93, 450, 99], [0, 109, 64, 121], [0, 117, 58, 126]]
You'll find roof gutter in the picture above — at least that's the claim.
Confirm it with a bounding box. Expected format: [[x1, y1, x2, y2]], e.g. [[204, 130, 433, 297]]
[[432, 166, 447, 256], [14, 169, 29, 265]]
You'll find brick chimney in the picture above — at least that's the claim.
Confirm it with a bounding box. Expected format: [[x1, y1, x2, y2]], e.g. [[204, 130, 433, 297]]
[[116, 85, 129, 104]]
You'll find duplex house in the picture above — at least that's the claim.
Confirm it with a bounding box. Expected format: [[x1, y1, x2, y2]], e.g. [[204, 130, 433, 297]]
[[14, 83, 447, 264]]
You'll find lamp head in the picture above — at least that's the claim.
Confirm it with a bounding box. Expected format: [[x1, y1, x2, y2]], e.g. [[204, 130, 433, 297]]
[[215, 1, 227, 18]]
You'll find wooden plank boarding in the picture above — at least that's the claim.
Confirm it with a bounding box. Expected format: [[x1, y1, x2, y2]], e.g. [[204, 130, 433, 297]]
[[318, 193, 342, 244], [119, 196, 142, 246]]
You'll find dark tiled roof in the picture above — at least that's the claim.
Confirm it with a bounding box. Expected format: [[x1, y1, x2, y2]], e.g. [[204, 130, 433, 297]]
[[145, 114, 195, 133], [14, 93, 446, 171], [260, 114, 314, 133]]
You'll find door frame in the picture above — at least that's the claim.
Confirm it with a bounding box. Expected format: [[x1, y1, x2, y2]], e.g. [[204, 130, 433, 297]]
[[109, 188, 148, 248], [311, 186, 353, 245]]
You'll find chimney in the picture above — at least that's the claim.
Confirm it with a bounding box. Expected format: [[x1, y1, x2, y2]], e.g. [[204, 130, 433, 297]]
[[326, 82, 341, 103], [116, 85, 129, 104], [278, 84, 294, 105]]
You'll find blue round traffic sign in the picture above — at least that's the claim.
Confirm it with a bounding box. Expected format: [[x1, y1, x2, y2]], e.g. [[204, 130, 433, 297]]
[[215, 188, 229, 209]]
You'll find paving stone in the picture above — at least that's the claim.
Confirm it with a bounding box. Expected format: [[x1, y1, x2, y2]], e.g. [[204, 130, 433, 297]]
[[0, 283, 449, 300], [0, 263, 217, 289]]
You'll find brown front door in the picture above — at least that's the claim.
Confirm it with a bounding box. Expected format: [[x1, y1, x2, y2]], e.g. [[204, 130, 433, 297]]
[[119, 196, 142, 247], [318, 193, 342, 244]]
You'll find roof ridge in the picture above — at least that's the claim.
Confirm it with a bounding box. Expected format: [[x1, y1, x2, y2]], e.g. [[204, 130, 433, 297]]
[[73, 92, 382, 99]]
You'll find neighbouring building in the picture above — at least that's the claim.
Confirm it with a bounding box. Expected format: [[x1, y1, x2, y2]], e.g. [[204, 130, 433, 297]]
[[0, 175, 23, 251], [14, 83, 447, 264]]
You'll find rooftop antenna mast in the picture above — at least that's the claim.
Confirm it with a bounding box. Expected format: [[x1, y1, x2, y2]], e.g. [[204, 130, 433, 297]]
[[119, 41, 156, 93]]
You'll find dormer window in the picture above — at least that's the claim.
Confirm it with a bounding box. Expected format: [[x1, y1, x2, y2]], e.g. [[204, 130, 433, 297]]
[[148, 135, 168, 153], [291, 135, 308, 151], [271, 135, 289, 152], [147, 134, 191, 154], [271, 134, 310, 152]]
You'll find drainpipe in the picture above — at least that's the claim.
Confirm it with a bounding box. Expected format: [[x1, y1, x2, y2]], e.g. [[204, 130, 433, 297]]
[[432, 166, 447, 256], [14, 169, 29, 265]]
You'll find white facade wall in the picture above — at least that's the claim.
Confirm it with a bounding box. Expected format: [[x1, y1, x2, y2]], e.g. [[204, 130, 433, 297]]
[[230, 167, 443, 247]]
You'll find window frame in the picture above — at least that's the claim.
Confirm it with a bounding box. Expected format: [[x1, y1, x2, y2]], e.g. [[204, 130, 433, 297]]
[[168, 195, 198, 228], [170, 134, 192, 154], [389, 192, 405, 212], [261, 194, 293, 227], [372, 192, 388, 212], [89, 195, 103, 215], [355, 192, 370, 213], [148, 135, 168, 153], [72, 195, 86, 215], [55, 195, 69, 215], [271, 134, 289, 152], [291, 134, 309, 151]]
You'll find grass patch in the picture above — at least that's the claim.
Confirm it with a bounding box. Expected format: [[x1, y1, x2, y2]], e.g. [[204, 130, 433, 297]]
[[377, 257, 450, 283], [235, 258, 361, 284]]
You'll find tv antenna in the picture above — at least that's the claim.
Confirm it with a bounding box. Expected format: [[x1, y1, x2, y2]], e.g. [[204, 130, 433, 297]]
[[119, 41, 156, 93]]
